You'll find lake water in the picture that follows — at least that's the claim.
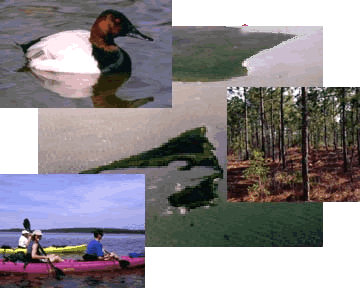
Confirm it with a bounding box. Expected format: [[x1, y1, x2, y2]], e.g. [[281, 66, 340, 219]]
[[95, 163, 226, 213], [38, 93, 226, 174], [0, 0, 171, 108], [0, 232, 145, 287], [173, 26, 294, 82], [173, 26, 323, 86]]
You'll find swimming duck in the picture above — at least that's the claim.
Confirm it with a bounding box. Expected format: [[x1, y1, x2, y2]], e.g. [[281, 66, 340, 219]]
[[19, 10, 153, 74]]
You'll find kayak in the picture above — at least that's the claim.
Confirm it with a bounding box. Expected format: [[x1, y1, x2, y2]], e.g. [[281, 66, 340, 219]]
[[0, 244, 87, 254], [0, 256, 144, 275]]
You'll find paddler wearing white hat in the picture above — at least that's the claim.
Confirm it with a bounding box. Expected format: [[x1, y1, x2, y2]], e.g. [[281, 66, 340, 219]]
[[18, 230, 32, 248], [27, 230, 64, 263]]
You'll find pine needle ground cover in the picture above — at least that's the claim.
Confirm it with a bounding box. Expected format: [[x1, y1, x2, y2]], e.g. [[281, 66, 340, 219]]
[[228, 147, 360, 202]]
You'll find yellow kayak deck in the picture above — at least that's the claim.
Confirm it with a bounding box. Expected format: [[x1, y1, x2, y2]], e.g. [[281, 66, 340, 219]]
[[0, 244, 87, 254]]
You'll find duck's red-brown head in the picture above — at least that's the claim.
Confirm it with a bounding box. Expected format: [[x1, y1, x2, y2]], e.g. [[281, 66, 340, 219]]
[[90, 10, 153, 49]]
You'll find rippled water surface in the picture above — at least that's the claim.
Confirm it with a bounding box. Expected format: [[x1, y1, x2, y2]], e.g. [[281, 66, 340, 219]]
[[0, 0, 171, 107], [0, 232, 145, 287], [146, 202, 323, 247]]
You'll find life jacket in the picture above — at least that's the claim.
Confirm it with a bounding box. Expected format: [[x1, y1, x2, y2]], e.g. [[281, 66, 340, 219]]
[[26, 241, 45, 262]]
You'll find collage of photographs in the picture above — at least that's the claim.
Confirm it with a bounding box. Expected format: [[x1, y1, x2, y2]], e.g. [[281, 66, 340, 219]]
[[0, 0, 358, 287]]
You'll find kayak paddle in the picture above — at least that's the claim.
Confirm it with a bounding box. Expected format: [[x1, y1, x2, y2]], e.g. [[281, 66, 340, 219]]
[[23, 218, 65, 279], [103, 248, 129, 268]]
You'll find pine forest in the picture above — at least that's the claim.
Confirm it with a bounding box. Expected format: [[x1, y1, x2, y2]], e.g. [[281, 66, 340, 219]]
[[227, 87, 360, 202]]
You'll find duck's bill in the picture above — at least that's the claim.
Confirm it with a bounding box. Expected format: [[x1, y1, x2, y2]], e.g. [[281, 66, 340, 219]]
[[128, 28, 154, 41]]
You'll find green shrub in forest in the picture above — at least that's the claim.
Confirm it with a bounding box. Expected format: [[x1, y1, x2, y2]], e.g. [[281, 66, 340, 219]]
[[244, 151, 270, 197], [276, 170, 302, 185]]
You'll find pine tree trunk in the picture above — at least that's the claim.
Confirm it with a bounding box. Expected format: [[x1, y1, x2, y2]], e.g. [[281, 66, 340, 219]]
[[351, 99, 355, 147], [280, 87, 285, 169], [301, 88, 310, 201], [244, 88, 249, 160], [255, 121, 259, 150], [260, 88, 266, 157], [333, 94, 337, 151], [317, 127, 320, 149], [278, 125, 281, 162], [356, 87, 360, 166], [288, 129, 291, 148], [238, 127, 242, 157], [324, 122, 327, 150], [341, 88, 348, 172], [254, 123, 258, 150], [323, 92, 328, 150], [270, 89, 275, 161]]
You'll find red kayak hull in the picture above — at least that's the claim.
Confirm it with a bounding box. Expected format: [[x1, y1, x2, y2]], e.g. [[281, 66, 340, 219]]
[[0, 256, 144, 276]]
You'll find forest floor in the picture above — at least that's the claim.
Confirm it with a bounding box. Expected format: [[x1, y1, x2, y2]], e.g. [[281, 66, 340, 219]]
[[227, 146, 360, 202]]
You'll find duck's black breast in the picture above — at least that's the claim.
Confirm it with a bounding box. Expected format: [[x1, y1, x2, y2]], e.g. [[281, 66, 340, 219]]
[[91, 45, 132, 74], [19, 36, 46, 53]]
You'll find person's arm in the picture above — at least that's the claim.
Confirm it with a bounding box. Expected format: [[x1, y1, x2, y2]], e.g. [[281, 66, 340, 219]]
[[32, 243, 48, 260], [94, 242, 103, 260]]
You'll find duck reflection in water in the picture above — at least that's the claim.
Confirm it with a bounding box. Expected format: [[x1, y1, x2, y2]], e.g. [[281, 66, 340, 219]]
[[18, 67, 154, 107]]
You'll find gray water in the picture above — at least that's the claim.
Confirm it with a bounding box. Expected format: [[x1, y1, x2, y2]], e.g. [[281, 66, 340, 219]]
[[0, 0, 171, 108], [0, 232, 145, 287], [38, 107, 226, 174], [98, 163, 226, 216]]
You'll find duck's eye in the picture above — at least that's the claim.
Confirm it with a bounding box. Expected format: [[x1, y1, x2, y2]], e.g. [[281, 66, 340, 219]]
[[115, 18, 121, 23]]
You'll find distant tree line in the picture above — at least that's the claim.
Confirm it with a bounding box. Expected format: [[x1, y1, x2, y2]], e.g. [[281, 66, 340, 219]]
[[0, 228, 145, 234]]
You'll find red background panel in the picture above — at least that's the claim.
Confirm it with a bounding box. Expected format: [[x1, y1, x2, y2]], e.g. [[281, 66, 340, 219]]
[[0, 108, 38, 174]]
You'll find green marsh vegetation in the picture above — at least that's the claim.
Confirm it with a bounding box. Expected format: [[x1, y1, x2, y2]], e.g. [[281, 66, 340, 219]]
[[173, 27, 294, 82]]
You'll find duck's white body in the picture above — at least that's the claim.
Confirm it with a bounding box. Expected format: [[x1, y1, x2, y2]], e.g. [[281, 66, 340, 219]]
[[25, 30, 101, 74], [20, 10, 154, 74]]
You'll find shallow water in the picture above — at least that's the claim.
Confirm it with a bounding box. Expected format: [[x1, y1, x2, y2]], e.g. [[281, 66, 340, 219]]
[[0, 232, 145, 287], [38, 88, 226, 174], [97, 163, 226, 214], [0, 0, 171, 107], [173, 26, 294, 82]]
